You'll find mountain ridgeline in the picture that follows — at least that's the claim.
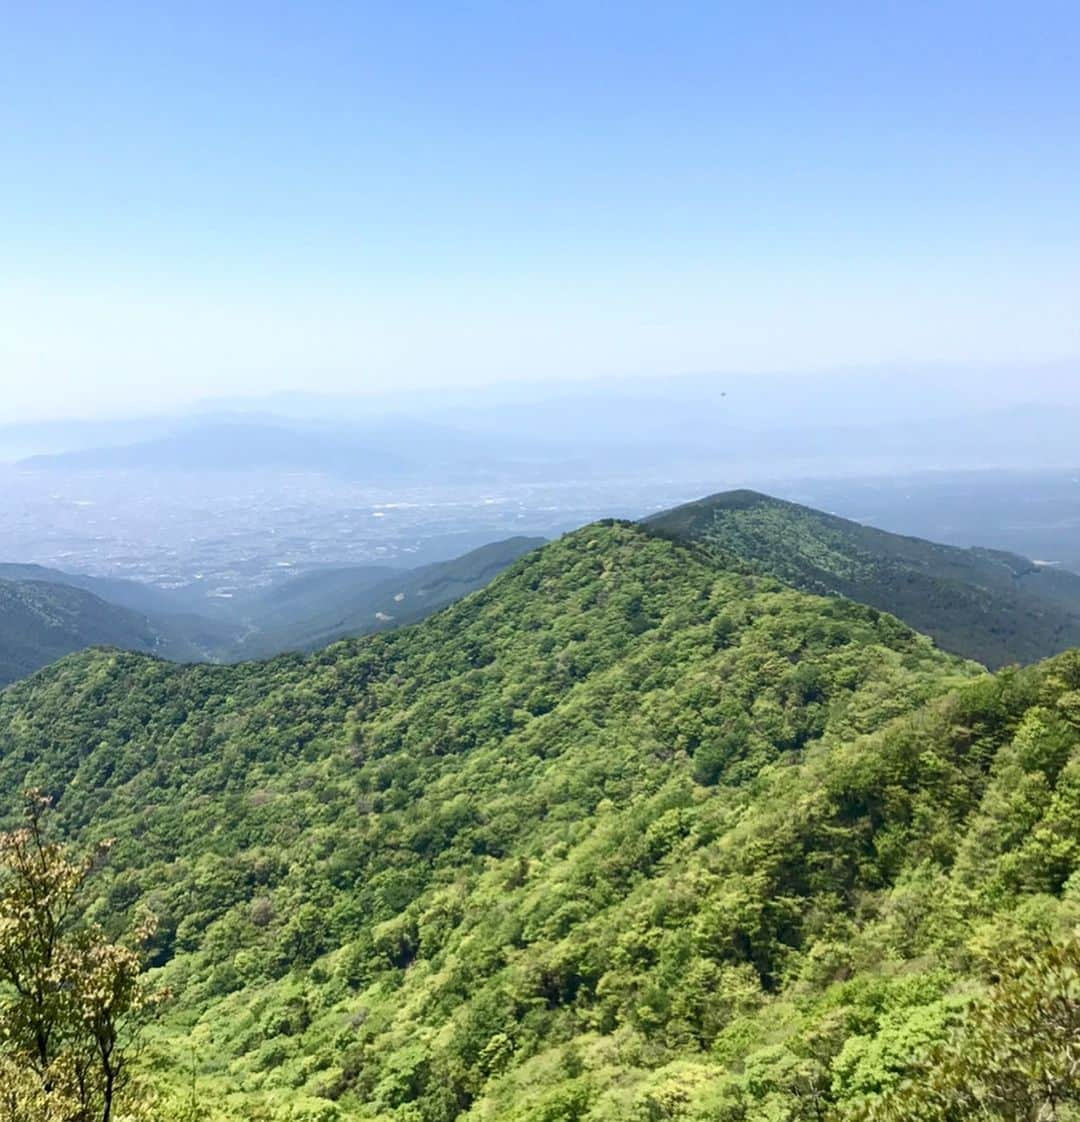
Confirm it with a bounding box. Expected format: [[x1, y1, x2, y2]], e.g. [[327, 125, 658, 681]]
[[0, 515, 1076, 1120], [0, 576, 234, 687], [648, 489, 1080, 668], [0, 537, 542, 685], [4, 489, 1080, 689]]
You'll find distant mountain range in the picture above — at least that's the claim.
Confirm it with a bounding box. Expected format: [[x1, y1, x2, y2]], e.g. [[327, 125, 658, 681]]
[[0, 578, 230, 687], [647, 489, 1080, 668], [15, 422, 418, 478], [0, 536, 545, 686], [8, 366, 1080, 482], [6, 486, 1080, 688]]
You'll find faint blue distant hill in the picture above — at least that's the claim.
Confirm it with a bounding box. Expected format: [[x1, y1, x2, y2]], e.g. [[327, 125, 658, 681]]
[[14, 388, 1080, 480], [16, 421, 420, 478]]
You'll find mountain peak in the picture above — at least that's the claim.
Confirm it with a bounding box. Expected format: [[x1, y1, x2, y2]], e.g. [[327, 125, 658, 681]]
[[645, 489, 1080, 668]]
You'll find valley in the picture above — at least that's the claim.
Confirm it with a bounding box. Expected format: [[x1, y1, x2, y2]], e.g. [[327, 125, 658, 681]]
[[7, 479, 1080, 684], [0, 466, 703, 597]]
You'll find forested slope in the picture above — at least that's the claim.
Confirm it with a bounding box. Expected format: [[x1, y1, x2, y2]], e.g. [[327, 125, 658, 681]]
[[0, 537, 545, 683], [0, 522, 1075, 1120], [232, 536, 545, 658], [0, 577, 192, 687], [647, 489, 1080, 668]]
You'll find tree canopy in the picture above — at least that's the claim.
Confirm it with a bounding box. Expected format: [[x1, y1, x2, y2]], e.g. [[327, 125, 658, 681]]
[[0, 792, 158, 1122], [0, 522, 1074, 1119]]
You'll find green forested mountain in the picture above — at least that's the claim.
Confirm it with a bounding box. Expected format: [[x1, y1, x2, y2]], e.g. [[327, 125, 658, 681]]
[[231, 536, 545, 659], [0, 577, 234, 687], [0, 538, 543, 685], [8, 483, 1080, 689], [0, 520, 1076, 1120], [647, 489, 1080, 668]]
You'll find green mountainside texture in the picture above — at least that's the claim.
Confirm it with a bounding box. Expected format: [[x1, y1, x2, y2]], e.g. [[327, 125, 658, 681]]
[[647, 489, 1080, 669], [0, 520, 1077, 1120], [233, 536, 546, 659], [5, 486, 1079, 690], [0, 577, 174, 687], [0, 538, 544, 685]]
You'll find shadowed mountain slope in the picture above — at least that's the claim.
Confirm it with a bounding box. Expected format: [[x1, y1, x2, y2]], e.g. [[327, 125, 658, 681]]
[[231, 535, 546, 658], [0, 577, 240, 687], [0, 578, 161, 685], [0, 561, 196, 616], [0, 538, 546, 684], [646, 489, 1080, 668]]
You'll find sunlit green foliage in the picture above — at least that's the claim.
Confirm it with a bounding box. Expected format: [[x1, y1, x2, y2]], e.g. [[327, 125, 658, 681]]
[[648, 489, 1080, 668], [0, 521, 1074, 1119], [858, 936, 1080, 1121], [0, 792, 159, 1122]]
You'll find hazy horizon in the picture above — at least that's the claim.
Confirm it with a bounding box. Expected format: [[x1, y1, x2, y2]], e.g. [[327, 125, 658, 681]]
[[5, 2, 1080, 421], [3, 360, 1080, 428], [4, 3, 1080, 615]]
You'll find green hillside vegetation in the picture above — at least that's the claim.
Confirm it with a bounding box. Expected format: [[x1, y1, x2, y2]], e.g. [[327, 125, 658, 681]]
[[0, 521, 1076, 1119], [0, 538, 543, 686], [647, 489, 1080, 668], [0, 577, 200, 688], [232, 536, 545, 659]]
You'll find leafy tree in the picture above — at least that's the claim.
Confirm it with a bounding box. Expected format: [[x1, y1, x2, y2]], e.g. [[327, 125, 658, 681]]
[[0, 791, 158, 1122], [858, 934, 1080, 1121]]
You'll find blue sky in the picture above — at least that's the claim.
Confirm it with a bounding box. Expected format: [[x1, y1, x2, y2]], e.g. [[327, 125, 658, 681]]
[[2, 1, 1079, 419]]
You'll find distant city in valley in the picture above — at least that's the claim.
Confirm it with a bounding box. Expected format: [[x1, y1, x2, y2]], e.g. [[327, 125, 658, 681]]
[[2, 370, 1079, 607], [4, 464, 1080, 601]]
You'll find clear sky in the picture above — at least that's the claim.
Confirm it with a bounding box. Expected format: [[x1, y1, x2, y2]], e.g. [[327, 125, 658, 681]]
[[2, 1, 1079, 420]]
